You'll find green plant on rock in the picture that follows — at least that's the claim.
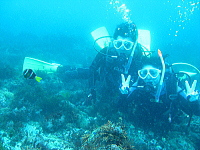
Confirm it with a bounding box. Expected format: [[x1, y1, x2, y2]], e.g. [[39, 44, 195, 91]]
[[59, 90, 71, 99], [0, 142, 6, 150]]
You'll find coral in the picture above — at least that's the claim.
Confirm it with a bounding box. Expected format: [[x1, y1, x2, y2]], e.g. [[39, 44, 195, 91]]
[[166, 132, 196, 150], [0, 88, 14, 107], [40, 99, 92, 132], [0, 55, 199, 149], [125, 122, 197, 150], [81, 120, 135, 150], [0, 122, 75, 149], [189, 116, 200, 149], [190, 116, 200, 133]]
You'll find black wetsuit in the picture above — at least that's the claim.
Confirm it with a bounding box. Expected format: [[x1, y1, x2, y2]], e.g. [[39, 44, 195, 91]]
[[125, 75, 200, 134], [89, 44, 144, 95]]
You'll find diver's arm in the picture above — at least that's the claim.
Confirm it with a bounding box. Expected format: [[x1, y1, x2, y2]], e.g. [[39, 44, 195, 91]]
[[57, 47, 107, 81], [57, 65, 90, 80], [178, 87, 200, 116]]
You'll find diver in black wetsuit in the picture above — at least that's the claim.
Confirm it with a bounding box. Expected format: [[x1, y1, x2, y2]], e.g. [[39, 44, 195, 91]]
[[40, 22, 148, 105], [119, 55, 200, 134], [88, 22, 148, 103]]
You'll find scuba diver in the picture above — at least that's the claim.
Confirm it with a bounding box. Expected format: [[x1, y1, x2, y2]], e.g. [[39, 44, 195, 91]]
[[119, 50, 200, 134], [22, 22, 150, 105], [21, 22, 150, 105], [88, 22, 149, 103]]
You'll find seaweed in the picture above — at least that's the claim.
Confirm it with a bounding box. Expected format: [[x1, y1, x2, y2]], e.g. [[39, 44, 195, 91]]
[[81, 120, 135, 150]]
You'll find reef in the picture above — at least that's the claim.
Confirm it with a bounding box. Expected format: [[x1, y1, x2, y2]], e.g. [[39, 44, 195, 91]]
[[0, 47, 199, 150]]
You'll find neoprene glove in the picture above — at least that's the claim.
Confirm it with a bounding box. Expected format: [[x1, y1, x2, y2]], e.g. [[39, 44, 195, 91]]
[[119, 74, 131, 94]]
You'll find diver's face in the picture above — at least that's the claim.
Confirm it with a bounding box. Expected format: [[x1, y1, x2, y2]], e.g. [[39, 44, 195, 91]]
[[113, 36, 134, 56], [138, 65, 161, 86]]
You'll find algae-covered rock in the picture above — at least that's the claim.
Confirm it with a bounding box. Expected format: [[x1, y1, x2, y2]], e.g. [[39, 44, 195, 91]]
[[81, 121, 135, 150]]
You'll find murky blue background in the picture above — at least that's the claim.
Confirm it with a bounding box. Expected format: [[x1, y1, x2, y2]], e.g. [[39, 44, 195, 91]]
[[0, 0, 199, 67]]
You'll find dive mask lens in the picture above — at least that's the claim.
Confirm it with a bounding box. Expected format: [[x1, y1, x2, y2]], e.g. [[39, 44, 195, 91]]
[[149, 69, 161, 78], [113, 40, 134, 50], [113, 40, 123, 49], [138, 69, 148, 79], [124, 41, 134, 50], [138, 68, 161, 79]]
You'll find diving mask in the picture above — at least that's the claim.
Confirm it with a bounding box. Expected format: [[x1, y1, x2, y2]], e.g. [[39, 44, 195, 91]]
[[113, 39, 134, 50], [138, 68, 161, 79]]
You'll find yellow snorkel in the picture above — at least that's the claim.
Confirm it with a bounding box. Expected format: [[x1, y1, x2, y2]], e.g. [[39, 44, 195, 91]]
[[155, 49, 165, 102]]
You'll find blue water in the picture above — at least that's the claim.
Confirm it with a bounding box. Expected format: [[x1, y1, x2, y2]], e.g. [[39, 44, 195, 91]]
[[0, 1, 200, 149], [0, 0, 199, 66]]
